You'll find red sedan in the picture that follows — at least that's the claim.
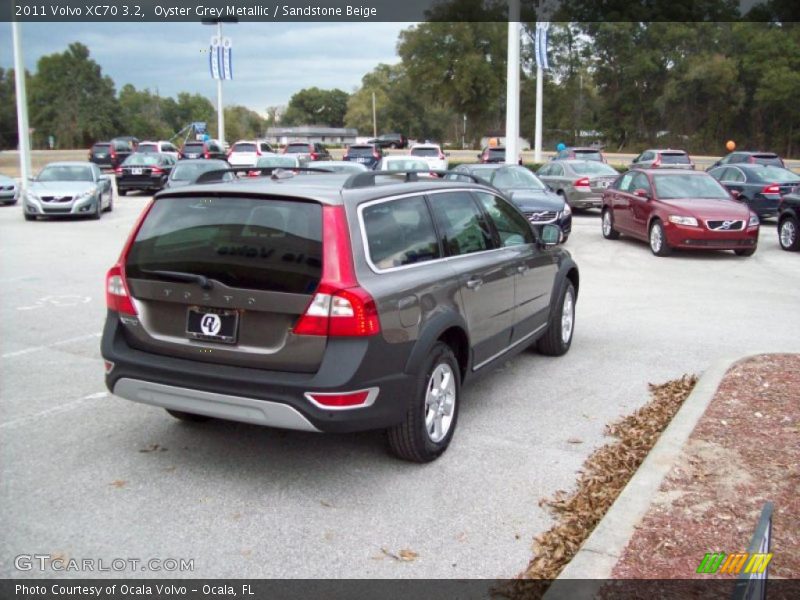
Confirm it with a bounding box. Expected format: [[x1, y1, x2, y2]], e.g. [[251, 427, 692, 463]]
[[601, 169, 760, 257]]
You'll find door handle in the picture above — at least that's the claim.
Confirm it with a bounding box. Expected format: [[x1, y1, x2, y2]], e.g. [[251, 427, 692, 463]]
[[465, 278, 483, 290]]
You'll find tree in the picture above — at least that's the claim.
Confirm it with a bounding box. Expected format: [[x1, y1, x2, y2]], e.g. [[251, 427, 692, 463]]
[[282, 87, 349, 127], [28, 43, 119, 148], [117, 84, 174, 141], [0, 68, 20, 149], [224, 105, 266, 142]]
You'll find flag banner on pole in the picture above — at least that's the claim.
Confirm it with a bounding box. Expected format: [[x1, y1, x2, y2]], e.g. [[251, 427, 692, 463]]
[[209, 35, 221, 79], [535, 22, 550, 70], [221, 37, 233, 80]]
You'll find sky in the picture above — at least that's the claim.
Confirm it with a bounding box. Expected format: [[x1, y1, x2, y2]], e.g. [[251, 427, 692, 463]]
[[0, 22, 412, 115]]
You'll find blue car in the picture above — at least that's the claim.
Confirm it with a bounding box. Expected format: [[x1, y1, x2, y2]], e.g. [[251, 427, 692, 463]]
[[343, 144, 383, 170]]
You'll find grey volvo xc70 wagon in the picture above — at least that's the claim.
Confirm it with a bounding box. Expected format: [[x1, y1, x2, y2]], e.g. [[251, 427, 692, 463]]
[[102, 170, 579, 462]]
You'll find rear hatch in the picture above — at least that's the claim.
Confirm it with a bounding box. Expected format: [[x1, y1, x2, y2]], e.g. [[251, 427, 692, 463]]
[[122, 195, 326, 372], [345, 146, 377, 164], [182, 142, 206, 159], [228, 143, 259, 166], [91, 143, 112, 162]]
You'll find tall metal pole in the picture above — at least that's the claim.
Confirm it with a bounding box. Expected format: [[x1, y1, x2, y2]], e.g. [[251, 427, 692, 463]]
[[12, 21, 32, 190], [371, 92, 377, 138], [505, 0, 520, 165], [534, 65, 543, 162], [216, 21, 225, 144]]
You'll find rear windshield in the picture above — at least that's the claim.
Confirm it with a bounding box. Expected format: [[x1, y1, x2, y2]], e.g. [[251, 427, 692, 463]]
[[92, 143, 110, 151], [183, 143, 204, 152], [571, 161, 618, 176], [124, 154, 161, 166], [410, 147, 440, 157], [347, 146, 375, 157], [573, 150, 603, 160], [286, 144, 311, 153], [171, 163, 219, 181], [232, 143, 257, 153], [126, 197, 323, 294], [256, 156, 297, 168], [751, 154, 782, 166], [383, 159, 429, 171], [749, 166, 800, 183], [660, 152, 690, 164], [137, 144, 159, 153]]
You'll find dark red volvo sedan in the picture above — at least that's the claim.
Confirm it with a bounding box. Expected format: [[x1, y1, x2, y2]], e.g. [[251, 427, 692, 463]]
[[601, 169, 760, 257]]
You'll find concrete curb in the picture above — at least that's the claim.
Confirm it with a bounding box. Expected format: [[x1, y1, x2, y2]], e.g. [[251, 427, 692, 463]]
[[542, 354, 747, 600]]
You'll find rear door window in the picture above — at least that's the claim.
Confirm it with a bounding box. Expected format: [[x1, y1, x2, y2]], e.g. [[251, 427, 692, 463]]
[[428, 191, 495, 256], [126, 197, 323, 294], [362, 195, 441, 270]]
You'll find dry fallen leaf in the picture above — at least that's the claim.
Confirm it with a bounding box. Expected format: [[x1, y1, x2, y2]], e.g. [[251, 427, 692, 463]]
[[109, 479, 127, 489], [398, 549, 418, 562], [567, 438, 583, 444]]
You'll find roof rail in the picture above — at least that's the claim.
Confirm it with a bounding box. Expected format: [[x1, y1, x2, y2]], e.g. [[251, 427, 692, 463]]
[[342, 169, 487, 189], [194, 166, 334, 184]]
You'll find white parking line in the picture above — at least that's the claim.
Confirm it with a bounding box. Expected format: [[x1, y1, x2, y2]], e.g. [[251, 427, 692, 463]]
[[1, 332, 102, 359], [0, 392, 109, 431]]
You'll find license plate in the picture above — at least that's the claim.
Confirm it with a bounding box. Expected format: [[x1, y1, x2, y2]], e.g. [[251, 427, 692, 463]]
[[357, 158, 367, 163], [131, 168, 143, 175], [187, 153, 198, 158], [186, 307, 239, 344], [598, 181, 610, 188], [96, 154, 106, 158]]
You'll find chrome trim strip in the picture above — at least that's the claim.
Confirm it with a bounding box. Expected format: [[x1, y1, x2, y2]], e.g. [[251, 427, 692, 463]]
[[113, 378, 320, 432], [303, 387, 379, 411], [472, 323, 547, 371]]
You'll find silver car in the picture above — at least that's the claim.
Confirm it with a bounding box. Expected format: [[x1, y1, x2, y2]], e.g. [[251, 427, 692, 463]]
[[23, 161, 113, 221], [537, 159, 620, 210], [0, 174, 18, 205]]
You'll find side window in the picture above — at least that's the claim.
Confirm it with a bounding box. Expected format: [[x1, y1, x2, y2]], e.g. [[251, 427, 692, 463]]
[[429, 191, 495, 256], [550, 164, 564, 176], [362, 195, 441, 270], [729, 168, 745, 183], [640, 151, 654, 162], [260, 143, 269, 152], [631, 172, 651, 193], [709, 167, 726, 181], [730, 153, 743, 164], [475, 192, 534, 247], [616, 172, 635, 192], [538, 165, 551, 176]]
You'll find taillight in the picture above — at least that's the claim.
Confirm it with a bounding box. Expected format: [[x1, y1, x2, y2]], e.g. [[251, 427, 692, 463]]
[[114, 167, 122, 175], [481, 153, 488, 162], [256, 147, 262, 156], [292, 205, 380, 337], [574, 177, 591, 190], [762, 183, 781, 194], [204, 149, 210, 159], [372, 152, 380, 160], [247, 170, 259, 177], [304, 388, 376, 408], [310, 152, 318, 160], [438, 152, 446, 160], [652, 154, 662, 167], [105, 201, 155, 316], [748, 156, 756, 164], [150, 167, 164, 175]]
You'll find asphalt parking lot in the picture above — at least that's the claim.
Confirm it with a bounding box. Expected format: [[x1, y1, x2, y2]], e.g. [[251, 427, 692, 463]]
[[1, 191, 799, 579]]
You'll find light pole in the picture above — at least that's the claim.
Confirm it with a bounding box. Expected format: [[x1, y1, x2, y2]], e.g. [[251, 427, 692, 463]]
[[504, 0, 520, 165], [12, 20, 32, 191], [202, 17, 237, 145]]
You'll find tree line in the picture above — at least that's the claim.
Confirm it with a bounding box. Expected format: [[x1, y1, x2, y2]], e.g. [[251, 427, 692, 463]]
[[1, 18, 799, 157]]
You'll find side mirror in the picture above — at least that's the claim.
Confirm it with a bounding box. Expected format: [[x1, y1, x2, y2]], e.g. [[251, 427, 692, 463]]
[[634, 188, 650, 199], [539, 224, 561, 247]]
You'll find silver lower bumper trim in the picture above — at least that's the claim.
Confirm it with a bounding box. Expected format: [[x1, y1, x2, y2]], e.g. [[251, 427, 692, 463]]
[[113, 378, 320, 432]]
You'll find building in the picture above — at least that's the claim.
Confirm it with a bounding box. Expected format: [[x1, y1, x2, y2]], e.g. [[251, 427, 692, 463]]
[[265, 126, 358, 146]]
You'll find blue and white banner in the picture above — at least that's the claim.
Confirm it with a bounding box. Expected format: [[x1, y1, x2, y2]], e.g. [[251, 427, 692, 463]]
[[534, 22, 550, 70], [209, 35, 233, 80]]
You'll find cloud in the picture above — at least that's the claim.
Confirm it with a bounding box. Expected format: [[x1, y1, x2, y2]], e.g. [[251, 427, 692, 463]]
[[0, 21, 411, 112]]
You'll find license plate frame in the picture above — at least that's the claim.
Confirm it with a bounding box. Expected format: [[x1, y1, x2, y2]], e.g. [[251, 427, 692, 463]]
[[186, 307, 239, 344], [131, 167, 143, 175]]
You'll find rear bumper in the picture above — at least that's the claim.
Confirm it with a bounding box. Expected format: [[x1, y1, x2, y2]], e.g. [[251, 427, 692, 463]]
[[566, 189, 603, 209], [116, 177, 165, 191], [101, 312, 416, 433]]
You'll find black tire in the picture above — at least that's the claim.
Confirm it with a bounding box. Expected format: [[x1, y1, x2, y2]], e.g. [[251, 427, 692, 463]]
[[561, 233, 570, 244], [601, 208, 620, 240], [779, 216, 800, 251], [90, 198, 102, 220], [3, 199, 18, 206], [118, 188, 127, 196], [649, 220, 672, 256], [166, 409, 211, 423], [24, 213, 36, 221], [734, 248, 756, 257], [387, 341, 460, 463], [537, 280, 576, 357]]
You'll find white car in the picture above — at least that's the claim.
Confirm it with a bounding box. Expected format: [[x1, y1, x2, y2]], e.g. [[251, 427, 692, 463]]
[[409, 143, 448, 171], [227, 140, 274, 168], [0, 174, 19, 205], [136, 141, 180, 161], [379, 156, 433, 174]]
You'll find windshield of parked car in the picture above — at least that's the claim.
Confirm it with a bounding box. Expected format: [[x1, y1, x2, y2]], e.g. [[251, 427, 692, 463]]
[[571, 161, 618, 176], [256, 156, 297, 168], [37, 166, 94, 182], [749, 166, 800, 183], [410, 147, 440, 157], [492, 167, 547, 190], [653, 174, 730, 200], [124, 154, 161, 166]]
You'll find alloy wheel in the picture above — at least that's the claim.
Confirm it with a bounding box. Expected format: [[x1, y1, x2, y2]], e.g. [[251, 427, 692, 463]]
[[561, 288, 575, 344], [424, 363, 456, 443], [780, 219, 797, 249]]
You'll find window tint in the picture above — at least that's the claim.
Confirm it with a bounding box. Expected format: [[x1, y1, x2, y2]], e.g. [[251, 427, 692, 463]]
[[749, 166, 799, 183], [362, 196, 440, 270], [429, 191, 495, 256], [92, 143, 110, 152], [475, 192, 534, 247], [286, 144, 311, 153], [727, 168, 745, 183], [537, 165, 551, 176], [260, 143, 271, 152], [641, 151, 654, 162], [660, 152, 690, 164], [127, 197, 323, 294], [550, 163, 564, 176]]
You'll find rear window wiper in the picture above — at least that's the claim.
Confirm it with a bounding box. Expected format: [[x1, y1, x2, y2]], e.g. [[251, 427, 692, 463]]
[[141, 269, 214, 290]]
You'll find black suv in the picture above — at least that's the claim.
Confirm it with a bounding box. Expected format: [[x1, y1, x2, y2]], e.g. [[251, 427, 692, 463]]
[[778, 192, 800, 251], [89, 140, 133, 169], [101, 170, 579, 462], [181, 139, 226, 160], [367, 133, 408, 150]]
